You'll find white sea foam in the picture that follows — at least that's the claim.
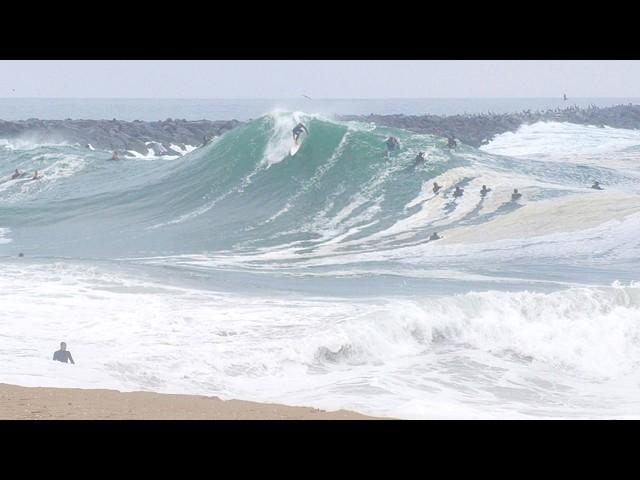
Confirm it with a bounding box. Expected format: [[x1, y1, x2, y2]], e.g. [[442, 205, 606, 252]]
[[261, 110, 323, 167], [1, 262, 639, 419], [0, 227, 11, 244], [0, 138, 69, 151], [0, 154, 87, 203], [482, 121, 640, 169]]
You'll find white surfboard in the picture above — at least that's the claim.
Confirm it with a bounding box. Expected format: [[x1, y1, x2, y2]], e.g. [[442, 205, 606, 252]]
[[290, 134, 305, 156]]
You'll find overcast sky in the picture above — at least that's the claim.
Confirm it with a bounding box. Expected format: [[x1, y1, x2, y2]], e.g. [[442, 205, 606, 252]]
[[0, 60, 638, 98]]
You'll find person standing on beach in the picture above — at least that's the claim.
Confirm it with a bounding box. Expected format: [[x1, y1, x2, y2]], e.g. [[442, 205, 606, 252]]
[[53, 342, 75, 364]]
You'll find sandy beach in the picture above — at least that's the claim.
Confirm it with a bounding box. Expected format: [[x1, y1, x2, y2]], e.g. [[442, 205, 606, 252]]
[[0, 383, 379, 420]]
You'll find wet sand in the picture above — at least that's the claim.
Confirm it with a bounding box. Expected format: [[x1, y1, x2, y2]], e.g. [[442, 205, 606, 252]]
[[0, 383, 380, 420]]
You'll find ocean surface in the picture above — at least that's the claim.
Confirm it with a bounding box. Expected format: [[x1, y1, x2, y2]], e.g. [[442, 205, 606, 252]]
[[1, 98, 640, 419], [2, 97, 640, 121]]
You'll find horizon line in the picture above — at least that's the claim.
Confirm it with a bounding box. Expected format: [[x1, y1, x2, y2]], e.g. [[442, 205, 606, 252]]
[[1, 96, 639, 100]]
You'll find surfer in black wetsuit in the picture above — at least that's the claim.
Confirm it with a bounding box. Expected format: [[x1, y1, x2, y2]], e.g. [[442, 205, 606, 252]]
[[511, 188, 522, 201], [429, 232, 442, 241], [453, 186, 464, 198], [447, 136, 457, 149], [11, 169, 21, 180], [385, 136, 400, 155], [480, 185, 491, 197], [433, 182, 442, 194], [591, 181, 603, 190], [293, 123, 308, 143], [414, 152, 426, 166], [53, 342, 75, 364]]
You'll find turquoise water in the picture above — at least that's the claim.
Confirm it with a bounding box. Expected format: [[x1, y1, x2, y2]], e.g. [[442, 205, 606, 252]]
[[1, 103, 640, 418]]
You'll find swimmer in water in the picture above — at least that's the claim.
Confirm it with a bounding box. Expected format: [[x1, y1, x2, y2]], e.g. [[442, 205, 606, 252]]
[[385, 136, 400, 157], [511, 188, 522, 201]]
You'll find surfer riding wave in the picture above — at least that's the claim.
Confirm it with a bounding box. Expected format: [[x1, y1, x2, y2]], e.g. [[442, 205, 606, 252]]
[[293, 123, 308, 144]]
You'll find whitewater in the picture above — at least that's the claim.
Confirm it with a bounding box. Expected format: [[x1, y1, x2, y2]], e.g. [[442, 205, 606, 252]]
[[2, 110, 640, 419]]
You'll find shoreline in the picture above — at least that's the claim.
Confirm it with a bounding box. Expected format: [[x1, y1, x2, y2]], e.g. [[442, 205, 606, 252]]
[[0, 383, 382, 420]]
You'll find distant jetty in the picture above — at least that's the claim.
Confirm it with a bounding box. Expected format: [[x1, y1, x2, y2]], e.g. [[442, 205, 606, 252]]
[[2, 104, 640, 155], [338, 103, 640, 147], [0, 118, 241, 156]]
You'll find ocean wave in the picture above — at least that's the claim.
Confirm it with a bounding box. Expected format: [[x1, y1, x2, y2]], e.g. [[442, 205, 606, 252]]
[[1, 260, 639, 418], [1, 112, 639, 276]]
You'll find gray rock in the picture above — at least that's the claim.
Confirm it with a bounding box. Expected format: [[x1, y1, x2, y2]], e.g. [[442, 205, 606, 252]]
[[338, 104, 640, 147]]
